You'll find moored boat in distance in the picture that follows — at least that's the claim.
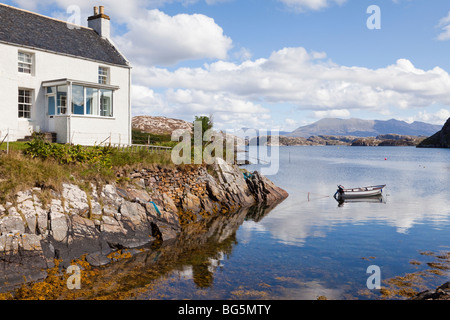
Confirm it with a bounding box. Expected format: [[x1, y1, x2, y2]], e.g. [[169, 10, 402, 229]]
[[334, 184, 386, 201]]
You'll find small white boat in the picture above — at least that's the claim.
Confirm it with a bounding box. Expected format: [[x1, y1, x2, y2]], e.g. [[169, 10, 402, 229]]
[[334, 184, 386, 200]]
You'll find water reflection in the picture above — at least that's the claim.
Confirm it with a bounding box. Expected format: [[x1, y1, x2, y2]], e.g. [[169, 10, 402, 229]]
[[240, 189, 449, 249], [48, 147, 450, 300], [56, 201, 285, 299], [242, 147, 450, 246], [335, 195, 387, 207]]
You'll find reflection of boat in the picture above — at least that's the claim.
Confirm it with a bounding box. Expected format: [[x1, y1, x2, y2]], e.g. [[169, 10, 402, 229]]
[[334, 184, 386, 201], [336, 195, 386, 207]]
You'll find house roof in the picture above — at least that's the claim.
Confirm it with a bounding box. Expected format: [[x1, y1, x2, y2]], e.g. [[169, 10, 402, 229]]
[[0, 4, 129, 67]]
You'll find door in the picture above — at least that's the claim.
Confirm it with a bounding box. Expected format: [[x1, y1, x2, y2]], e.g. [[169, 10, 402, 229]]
[[47, 94, 56, 132]]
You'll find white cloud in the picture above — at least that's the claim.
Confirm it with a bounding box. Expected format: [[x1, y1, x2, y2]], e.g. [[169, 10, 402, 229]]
[[233, 47, 253, 61], [11, 0, 449, 130], [312, 109, 350, 119], [12, 0, 148, 23], [436, 11, 450, 41], [405, 109, 450, 125], [130, 47, 450, 130], [12, 0, 232, 24], [437, 11, 450, 27], [277, 0, 347, 12], [12, 1, 233, 66], [131, 85, 271, 129], [135, 47, 450, 113], [113, 9, 232, 66], [131, 85, 167, 114]]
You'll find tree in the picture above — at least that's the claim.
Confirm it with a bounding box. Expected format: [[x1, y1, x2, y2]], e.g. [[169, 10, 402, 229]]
[[194, 115, 213, 135]]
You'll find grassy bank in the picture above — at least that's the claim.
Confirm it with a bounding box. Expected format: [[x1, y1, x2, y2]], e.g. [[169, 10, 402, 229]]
[[0, 138, 174, 203], [132, 129, 178, 148]]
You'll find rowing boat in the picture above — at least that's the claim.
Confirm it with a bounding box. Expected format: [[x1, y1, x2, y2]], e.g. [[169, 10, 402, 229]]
[[334, 184, 386, 200]]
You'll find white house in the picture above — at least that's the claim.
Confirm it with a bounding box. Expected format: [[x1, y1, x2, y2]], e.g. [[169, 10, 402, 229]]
[[0, 4, 132, 146]]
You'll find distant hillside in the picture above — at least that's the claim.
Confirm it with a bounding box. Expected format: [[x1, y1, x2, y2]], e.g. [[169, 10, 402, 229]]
[[287, 118, 442, 138], [132, 115, 245, 145], [132, 116, 192, 135], [417, 117, 450, 148]]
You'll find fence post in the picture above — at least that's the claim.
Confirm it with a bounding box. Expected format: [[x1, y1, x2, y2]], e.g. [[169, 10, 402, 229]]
[[6, 128, 10, 155]]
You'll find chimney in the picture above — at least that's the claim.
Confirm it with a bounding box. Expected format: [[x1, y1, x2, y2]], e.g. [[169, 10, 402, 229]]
[[88, 5, 110, 39]]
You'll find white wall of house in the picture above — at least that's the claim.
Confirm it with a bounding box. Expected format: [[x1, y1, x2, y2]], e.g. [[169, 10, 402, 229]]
[[0, 42, 131, 145]]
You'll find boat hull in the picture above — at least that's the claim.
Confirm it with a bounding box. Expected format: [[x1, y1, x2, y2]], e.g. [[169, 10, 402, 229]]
[[334, 185, 385, 200]]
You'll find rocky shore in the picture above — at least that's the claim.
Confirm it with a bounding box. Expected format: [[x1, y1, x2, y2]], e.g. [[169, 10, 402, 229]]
[[417, 117, 450, 148], [411, 282, 450, 300], [0, 158, 288, 291], [258, 134, 426, 146]]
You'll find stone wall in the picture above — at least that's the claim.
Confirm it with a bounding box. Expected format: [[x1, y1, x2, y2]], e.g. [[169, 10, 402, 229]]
[[119, 165, 209, 208], [0, 158, 288, 291]]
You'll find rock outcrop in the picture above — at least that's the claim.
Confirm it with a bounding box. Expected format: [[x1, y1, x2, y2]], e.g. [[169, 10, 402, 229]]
[[411, 282, 450, 300], [417, 117, 450, 148], [0, 158, 288, 291], [132, 116, 193, 135]]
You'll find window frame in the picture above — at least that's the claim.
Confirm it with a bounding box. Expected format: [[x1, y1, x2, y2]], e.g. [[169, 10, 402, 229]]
[[98, 66, 109, 85], [18, 51, 33, 74], [42, 79, 117, 118], [18, 89, 33, 119]]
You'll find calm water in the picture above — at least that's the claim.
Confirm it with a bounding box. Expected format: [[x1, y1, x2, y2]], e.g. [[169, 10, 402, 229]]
[[135, 146, 450, 300]]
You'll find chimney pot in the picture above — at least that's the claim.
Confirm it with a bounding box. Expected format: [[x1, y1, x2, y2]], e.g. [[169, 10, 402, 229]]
[[88, 5, 111, 39]]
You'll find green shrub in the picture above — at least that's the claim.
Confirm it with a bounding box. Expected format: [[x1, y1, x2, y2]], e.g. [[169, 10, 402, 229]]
[[24, 135, 113, 169]]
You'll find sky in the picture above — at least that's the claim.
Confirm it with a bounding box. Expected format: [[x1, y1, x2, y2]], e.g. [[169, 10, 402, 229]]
[[4, 0, 450, 131]]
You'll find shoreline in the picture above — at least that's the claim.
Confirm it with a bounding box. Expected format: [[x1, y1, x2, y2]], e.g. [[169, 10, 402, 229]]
[[1, 148, 448, 300], [0, 157, 288, 295]]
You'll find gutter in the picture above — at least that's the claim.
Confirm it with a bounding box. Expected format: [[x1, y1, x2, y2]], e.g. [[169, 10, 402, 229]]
[[0, 40, 131, 69]]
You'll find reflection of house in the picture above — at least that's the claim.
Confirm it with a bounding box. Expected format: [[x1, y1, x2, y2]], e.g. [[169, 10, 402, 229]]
[[0, 4, 131, 145]]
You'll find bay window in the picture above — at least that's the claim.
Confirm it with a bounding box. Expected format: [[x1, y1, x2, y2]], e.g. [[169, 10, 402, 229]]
[[44, 81, 114, 117]]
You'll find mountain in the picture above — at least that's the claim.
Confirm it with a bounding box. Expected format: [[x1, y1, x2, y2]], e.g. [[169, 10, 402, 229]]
[[287, 118, 442, 138], [417, 117, 450, 148]]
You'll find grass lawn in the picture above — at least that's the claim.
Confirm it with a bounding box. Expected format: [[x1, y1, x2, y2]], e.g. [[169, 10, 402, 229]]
[[0, 141, 29, 152]]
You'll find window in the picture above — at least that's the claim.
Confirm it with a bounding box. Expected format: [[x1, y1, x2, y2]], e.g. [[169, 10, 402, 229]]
[[72, 85, 85, 115], [86, 88, 99, 115], [57, 85, 68, 115], [98, 67, 109, 84], [18, 52, 33, 74], [18, 89, 32, 118], [44, 84, 113, 117], [100, 89, 113, 117]]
